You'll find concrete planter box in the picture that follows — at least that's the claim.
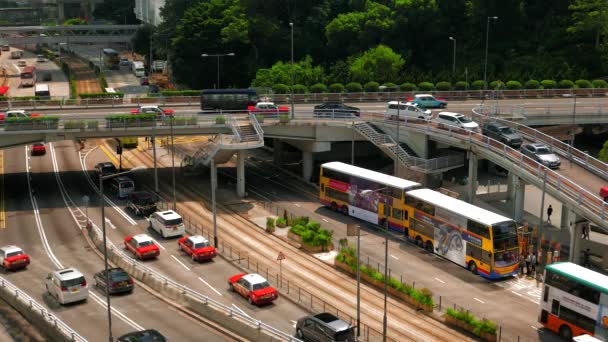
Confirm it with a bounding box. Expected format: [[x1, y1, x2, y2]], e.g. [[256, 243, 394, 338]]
[[334, 260, 354, 275], [444, 316, 497, 342], [5, 121, 58, 131], [287, 230, 302, 243], [279, 117, 290, 124]]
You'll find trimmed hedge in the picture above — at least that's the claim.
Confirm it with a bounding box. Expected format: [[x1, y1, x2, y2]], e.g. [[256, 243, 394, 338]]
[[454, 81, 469, 90], [506, 80, 522, 90], [161, 90, 201, 97], [345, 82, 363, 92], [559, 79, 574, 89], [5, 116, 59, 123], [272, 83, 290, 94], [399, 82, 416, 91], [593, 79, 608, 88], [329, 83, 344, 93], [105, 113, 156, 121], [575, 79, 592, 88], [446, 307, 497, 336], [292, 84, 308, 94], [471, 80, 485, 90], [364, 81, 379, 92], [80, 92, 125, 99], [310, 83, 327, 93], [289, 219, 333, 247], [541, 80, 557, 89], [418, 82, 434, 91], [524, 80, 540, 89], [489, 80, 505, 90], [435, 81, 452, 91]]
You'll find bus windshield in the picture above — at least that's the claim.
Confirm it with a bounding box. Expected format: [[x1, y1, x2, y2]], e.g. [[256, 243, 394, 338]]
[[492, 221, 518, 250]]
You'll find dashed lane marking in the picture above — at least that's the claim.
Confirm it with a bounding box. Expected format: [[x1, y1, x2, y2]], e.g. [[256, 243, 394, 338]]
[[473, 297, 485, 304], [511, 290, 523, 297], [322, 218, 329, 223], [198, 277, 222, 297], [434, 277, 445, 284], [171, 254, 191, 271], [390, 255, 399, 260]]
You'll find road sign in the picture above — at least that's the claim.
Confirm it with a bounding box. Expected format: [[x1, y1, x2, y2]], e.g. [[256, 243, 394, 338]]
[[347, 223, 359, 237], [277, 251, 286, 261]]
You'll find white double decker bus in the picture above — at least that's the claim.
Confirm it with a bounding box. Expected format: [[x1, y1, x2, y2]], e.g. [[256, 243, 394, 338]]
[[540, 262, 608, 341]]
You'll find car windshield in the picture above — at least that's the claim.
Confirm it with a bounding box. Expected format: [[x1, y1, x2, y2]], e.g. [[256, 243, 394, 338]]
[[103, 165, 116, 172], [499, 127, 516, 134], [193, 242, 210, 249], [134, 194, 157, 205], [252, 281, 270, 291], [138, 240, 153, 247], [165, 218, 183, 225], [457, 116, 473, 123], [109, 271, 130, 281], [6, 251, 23, 258], [536, 147, 551, 154], [61, 276, 85, 288]]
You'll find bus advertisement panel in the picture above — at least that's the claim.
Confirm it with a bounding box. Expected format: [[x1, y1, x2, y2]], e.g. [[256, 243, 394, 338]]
[[540, 262, 608, 341]]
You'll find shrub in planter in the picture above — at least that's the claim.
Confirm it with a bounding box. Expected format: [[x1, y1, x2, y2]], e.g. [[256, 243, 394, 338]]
[[310, 83, 327, 93], [290, 224, 306, 236], [381, 82, 398, 91], [5, 116, 60, 130], [445, 307, 497, 339], [276, 217, 287, 228], [272, 83, 290, 94], [524, 80, 540, 89], [292, 84, 308, 94], [541, 79, 557, 89], [506, 80, 522, 90], [64, 120, 86, 129], [87, 120, 98, 130], [435, 81, 452, 91], [575, 79, 592, 88], [471, 80, 486, 90], [174, 116, 197, 126], [345, 82, 363, 93], [417, 82, 434, 91], [454, 81, 469, 90], [255, 114, 264, 123], [558, 79, 574, 89], [364, 81, 379, 92], [489, 80, 504, 90], [313, 229, 333, 249], [399, 82, 416, 91], [592, 79, 608, 88], [329, 83, 344, 93], [292, 216, 309, 227], [105, 113, 156, 127], [266, 217, 275, 233], [306, 221, 321, 232], [215, 115, 226, 124], [279, 113, 290, 123]]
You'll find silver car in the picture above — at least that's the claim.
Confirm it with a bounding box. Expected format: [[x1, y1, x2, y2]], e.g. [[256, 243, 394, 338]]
[[521, 143, 561, 169], [296, 312, 355, 341]]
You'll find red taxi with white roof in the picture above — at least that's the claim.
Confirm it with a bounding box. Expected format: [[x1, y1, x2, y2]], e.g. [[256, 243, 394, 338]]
[[247, 102, 289, 114], [0, 245, 30, 270], [124, 234, 160, 260], [130, 105, 174, 117], [228, 273, 278, 305], [178, 235, 216, 262], [0, 110, 42, 122]]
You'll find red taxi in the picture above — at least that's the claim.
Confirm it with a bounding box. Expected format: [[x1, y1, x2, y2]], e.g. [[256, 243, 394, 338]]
[[0, 245, 30, 270], [600, 186, 608, 202], [124, 234, 160, 260], [130, 105, 174, 117], [178, 235, 216, 262], [31, 143, 46, 156], [228, 273, 278, 305], [0, 110, 42, 122], [247, 102, 289, 115]]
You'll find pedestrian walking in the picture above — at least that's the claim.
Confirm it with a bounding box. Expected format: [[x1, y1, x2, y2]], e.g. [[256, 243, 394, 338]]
[[583, 223, 590, 240], [525, 252, 531, 275], [583, 248, 591, 267], [547, 205, 553, 224], [531, 253, 537, 277], [519, 253, 525, 276]]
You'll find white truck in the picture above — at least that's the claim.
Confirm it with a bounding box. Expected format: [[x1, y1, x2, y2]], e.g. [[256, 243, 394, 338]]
[[10, 50, 22, 59], [131, 61, 145, 77]]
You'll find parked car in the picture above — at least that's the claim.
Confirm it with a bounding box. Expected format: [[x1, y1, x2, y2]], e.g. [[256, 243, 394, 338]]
[[119, 58, 130, 67], [36, 55, 47, 63], [95, 162, 117, 177], [385, 101, 432, 121], [126, 191, 158, 216], [124, 234, 160, 260], [296, 312, 356, 342], [93, 267, 134, 294], [0, 245, 30, 271], [407, 94, 447, 109], [435, 112, 479, 131], [149, 210, 185, 238], [481, 121, 523, 148], [45, 268, 88, 304], [117, 329, 167, 342], [31, 143, 46, 156], [228, 273, 278, 305], [247, 102, 289, 115], [313, 102, 360, 117], [521, 143, 561, 169], [178, 235, 217, 262], [131, 105, 174, 118]]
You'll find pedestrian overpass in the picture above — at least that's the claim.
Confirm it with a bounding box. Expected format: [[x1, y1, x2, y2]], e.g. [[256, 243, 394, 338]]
[[0, 25, 139, 44]]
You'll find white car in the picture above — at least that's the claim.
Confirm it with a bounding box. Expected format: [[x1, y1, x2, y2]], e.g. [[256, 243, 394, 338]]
[[149, 210, 185, 238], [45, 268, 89, 305], [36, 55, 47, 62], [385, 101, 433, 121], [435, 112, 479, 131]]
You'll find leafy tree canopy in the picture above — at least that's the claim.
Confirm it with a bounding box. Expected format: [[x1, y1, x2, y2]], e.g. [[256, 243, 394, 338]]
[[349, 44, 405, 83]]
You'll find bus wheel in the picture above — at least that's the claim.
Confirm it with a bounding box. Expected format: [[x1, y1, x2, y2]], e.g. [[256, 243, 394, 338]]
[[558, 325, 572, 341], [468, 261, 478, 275], [415, 236, 423, 247], [341, 205, 348, 215], [425, 241, 433, 253], [331, 202, 338, 211]]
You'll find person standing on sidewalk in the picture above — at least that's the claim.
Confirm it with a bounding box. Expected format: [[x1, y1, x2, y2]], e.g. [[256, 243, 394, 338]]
[[583, 223, 590, 240], [525, 252, 531, 275], [547, 205, 553, 224], [530, 252, 537, 277]]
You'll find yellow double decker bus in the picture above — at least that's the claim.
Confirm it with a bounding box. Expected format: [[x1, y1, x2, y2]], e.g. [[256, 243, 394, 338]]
[[117, 137, 138, 148], [319, 162, 520, 279]]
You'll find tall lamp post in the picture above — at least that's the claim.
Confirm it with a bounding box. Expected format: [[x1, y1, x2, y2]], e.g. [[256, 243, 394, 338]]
[[201, 53, 235, 89], [289, 22, 295, 119], [449, 36, 456, 76], [99, 166, 144, 341], [483, 16, 498, 98]]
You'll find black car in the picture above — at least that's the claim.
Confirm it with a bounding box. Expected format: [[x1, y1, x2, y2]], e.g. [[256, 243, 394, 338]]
[[117, 329, 166, 342], [313, 102, 360, 117], [95, 162, 117, 177], [481, 121, 523, 148], [296, 312, 356, 342], [93, 267, 134, 294], [126, 191, 159, 216]]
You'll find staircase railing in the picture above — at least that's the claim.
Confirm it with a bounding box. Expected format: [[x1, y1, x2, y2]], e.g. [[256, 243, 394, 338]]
[[249, 113, 264, 141]]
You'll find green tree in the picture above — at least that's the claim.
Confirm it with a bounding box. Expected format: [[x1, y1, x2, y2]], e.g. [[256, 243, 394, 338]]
[[349, 45, 404, 83], [568, 0, 608, 48], [251, 56, 324, 87], [599, 139, 608, 162], [63, 18, 86, 25], [131, 25, 154, 57]]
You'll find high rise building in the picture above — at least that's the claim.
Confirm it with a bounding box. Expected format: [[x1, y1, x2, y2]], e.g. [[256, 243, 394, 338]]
[[134, 0, 164, 26]]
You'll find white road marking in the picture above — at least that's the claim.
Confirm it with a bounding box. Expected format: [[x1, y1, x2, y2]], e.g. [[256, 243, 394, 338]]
[[530, 326, 538, 330], [171, 255, 190, 271], [511, 290, 523, 297], [322, 218, 329, 223], [291, 320, 297, 328], [198, 277, 222, 297], [473, 297, 485, 304], [104, 217, 116, 230], [434, 277, 445, 284], [390, 255, 399, 260], [231, 304, 250, 318], [294, 203, 301, 207]]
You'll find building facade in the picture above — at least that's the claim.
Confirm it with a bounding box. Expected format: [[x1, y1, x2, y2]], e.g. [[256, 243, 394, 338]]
[[134, 0, 164, 26]]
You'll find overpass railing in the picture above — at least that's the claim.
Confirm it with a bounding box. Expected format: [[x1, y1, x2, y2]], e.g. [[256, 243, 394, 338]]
[[473, 105, 608, 183]]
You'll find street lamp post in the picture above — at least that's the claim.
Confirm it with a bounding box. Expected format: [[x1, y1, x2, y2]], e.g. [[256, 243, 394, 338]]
[[449, 36, 456, 76], [201, 53, 235, 89], [98, 167, 144, 341], [170, 117, 176, 211], [483, 16, 498, 99], [289, 22, 295, 119], [211, 158, 218, 247]]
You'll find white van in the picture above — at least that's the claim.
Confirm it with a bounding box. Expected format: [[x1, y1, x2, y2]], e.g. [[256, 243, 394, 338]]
[[385, 101, 433, 121], [149, 210, 185, 238], [435, 111, 479, 132], [110, 176, 134, 199], [34, 84, 50, 99], [45, 268, 89, 304], [132, 61, 145, 77]]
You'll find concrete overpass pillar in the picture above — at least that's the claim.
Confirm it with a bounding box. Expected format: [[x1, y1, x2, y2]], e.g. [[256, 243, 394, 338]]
[[273, 139, 283, 166], [560, 206, 574, 231], [302, 151, 313, 182], [513, 177, 525, 222], [506, 172, 516, 201], [236, 150, 246, 198], [569, 224, 583, 264], [466, 152, 478, 203]]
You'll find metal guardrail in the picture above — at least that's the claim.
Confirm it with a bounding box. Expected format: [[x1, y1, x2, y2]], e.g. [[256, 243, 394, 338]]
[[86, 222, 300, 342], [0, 276, 87, 342]]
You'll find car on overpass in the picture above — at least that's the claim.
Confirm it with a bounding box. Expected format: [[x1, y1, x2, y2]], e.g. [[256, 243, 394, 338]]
[[385, 101, 432, 121], [435, 112, 479, 131], [117, 329, 167, 342], [131, 105, 175, 118], [481, 121, 523, 148], [406, 94, 447, 109], [31, 143, 46, 156], [247, 102, 289, 115], [313, 102, 360, 117], [1, 110, 42, 119], [521, 143, 561, 169]]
